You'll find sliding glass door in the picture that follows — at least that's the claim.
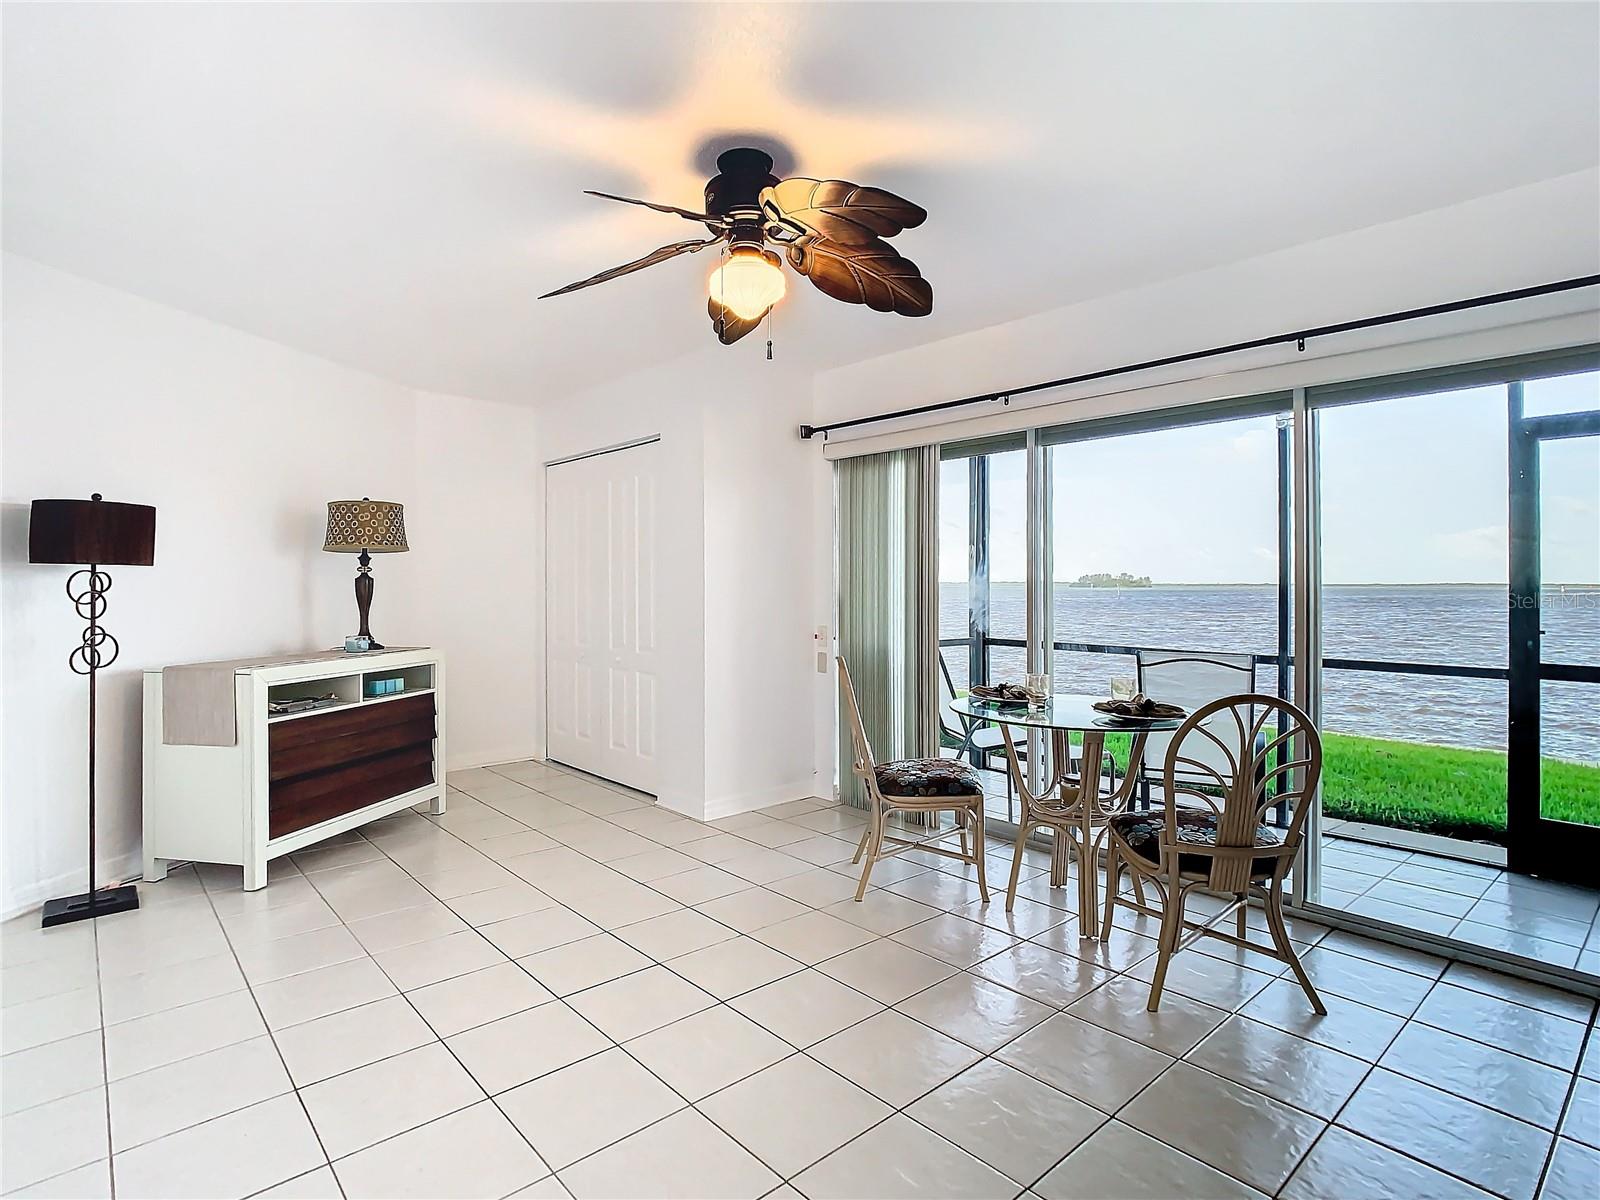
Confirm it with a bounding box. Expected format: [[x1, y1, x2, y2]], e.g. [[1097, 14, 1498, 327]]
[[921, 346, 1598, 980], [1303, 358, 1599, 973], [1311, 383, 1513, 927], [1508, 373, 1600, 885], [937, 437, 1029, 818], [1042, 404, 1291, 807]]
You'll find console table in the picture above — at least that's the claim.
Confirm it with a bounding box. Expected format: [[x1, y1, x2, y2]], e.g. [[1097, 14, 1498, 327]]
[[143, 646, 445, 889]]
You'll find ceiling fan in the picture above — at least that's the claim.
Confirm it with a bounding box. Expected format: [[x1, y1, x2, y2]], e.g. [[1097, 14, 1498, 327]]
[[540, 148, 932, 344]]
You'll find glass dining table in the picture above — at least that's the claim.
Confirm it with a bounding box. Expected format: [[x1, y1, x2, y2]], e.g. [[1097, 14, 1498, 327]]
[[947, 693, 1184, 939]]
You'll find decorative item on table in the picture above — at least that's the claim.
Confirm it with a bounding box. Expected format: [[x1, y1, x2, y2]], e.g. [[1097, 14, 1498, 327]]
[[323, 498, 408, 650], [1025, 673, 1051, 710], [1092, 693, 1186, 721], [970, 680, 1049, 709], [1110, 675, 1137, 701], [344, 635, 372, 653], [364, 676, 405, 698], [268, 692, 341, 716], [28, 493, 156, 927]]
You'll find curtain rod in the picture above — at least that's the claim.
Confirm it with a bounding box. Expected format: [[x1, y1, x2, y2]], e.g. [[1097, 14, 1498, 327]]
[[798, 274, 1600, 440]]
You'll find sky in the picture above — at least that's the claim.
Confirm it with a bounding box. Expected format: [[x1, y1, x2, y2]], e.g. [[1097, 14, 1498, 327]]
[[938, 373, 1599, 586]]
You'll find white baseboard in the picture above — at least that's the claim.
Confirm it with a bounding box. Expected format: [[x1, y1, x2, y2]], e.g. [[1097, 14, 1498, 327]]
[[2, 852, 144, 923], [446, 747, 544, 773], [701, 778, 825, 822]]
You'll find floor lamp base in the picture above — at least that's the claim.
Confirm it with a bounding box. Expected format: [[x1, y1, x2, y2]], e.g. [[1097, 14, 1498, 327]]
[[41, 884, 139, 928]]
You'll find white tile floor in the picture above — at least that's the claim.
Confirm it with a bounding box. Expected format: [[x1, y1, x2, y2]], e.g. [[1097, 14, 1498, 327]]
[[3, 758, 1598, 1200], [1314, 835, 1600, 976], [964, 766, 1600, 979]]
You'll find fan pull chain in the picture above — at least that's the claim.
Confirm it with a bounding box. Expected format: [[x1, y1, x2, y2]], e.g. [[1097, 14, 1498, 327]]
[[765, 306, 773, 361]]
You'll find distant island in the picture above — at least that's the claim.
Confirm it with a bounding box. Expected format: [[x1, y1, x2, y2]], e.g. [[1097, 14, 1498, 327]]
[[1069, 572, 1152, 588]]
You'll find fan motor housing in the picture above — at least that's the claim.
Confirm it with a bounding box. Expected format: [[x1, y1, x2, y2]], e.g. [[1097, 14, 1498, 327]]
[[704, 148, 779, 220]]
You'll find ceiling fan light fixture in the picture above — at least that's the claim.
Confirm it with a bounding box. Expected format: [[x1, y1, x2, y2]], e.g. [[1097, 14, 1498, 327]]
[[709, 245, 785, 321], [541, 151, 931, 343]]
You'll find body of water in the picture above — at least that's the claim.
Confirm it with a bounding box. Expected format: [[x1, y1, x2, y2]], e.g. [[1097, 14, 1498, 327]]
[[939, 583, 1599, 761]]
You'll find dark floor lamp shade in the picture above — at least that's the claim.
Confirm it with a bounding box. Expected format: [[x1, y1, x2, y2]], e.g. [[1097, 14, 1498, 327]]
[[29, 497, 156, 566], [29, 494, 156, 927]]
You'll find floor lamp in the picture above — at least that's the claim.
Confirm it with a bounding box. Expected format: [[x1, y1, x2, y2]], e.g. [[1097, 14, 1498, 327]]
[[29, 493, 156, 927]]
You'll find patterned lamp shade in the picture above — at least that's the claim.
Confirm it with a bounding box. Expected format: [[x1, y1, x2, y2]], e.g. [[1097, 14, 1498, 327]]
[[322, 499, 408, 554]]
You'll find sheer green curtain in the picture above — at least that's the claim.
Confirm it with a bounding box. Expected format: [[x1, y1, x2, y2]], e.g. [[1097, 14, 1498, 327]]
[[836, 447, 939, 809]]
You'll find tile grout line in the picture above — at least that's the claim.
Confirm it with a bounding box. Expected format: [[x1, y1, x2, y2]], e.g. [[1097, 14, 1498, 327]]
[[381, 772, 1063, 1193], [21, 760, 1596, 1200], [1531, 1007, 1599, 1199], [350, 788, 859, 1190], [300, 830, 559, 1195], [1300, 966, 1562, 1200], [93, 908, 115, 1200], [362, 788, 911, 1193], [450, 780, 1253, 1195], [196, 858, 349, 1200]]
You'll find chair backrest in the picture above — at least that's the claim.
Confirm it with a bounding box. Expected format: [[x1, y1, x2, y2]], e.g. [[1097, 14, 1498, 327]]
[[1161, 693, 1321, 892], [936, 652, 968, 743], [836, 654, 878, 785], [1135, 650, 1257, 782]]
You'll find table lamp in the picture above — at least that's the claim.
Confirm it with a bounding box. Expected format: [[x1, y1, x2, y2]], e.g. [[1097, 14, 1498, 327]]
[[29, 493, 156, 927], [323, 498, 408, 649]]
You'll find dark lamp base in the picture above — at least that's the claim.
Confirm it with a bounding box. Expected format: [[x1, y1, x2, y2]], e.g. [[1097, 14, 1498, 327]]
[[41, 884, 139, 927]]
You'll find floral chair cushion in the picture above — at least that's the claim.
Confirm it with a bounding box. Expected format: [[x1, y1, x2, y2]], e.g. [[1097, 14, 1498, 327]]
[[1109, 807, 1284, 877], [874, 758, 984, 799]]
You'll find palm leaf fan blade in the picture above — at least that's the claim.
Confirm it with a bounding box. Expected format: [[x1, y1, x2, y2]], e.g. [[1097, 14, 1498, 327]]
[[539, 236, 722, 299], [583, 190, 723, 224], [787, 237, 933, 316], [761, 178, 927, 244]]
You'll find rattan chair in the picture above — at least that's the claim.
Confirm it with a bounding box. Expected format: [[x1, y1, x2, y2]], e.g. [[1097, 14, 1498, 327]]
[[838, 655, 990, 904], [1100, 693, 1326, 1014]]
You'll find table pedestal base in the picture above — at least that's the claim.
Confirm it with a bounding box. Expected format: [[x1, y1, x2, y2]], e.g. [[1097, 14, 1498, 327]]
[[1000, 727, 1150, 939]]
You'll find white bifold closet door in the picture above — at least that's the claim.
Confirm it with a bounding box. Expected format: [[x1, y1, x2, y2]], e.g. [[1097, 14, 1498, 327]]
[[544, 441, 659, 795]]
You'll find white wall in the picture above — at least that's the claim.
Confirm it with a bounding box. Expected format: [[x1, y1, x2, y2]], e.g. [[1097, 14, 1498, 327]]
[[0, 255, 540, 916], [537, 346, 834, 820], [700, 364, 831, 817], [410, 390, 542, 771], [814, 169, 1600, 449]]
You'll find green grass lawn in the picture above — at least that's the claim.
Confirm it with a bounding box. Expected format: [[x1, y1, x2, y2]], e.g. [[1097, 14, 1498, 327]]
[[970, 726, 1600, 847], [1318, 732, 1600, 846]]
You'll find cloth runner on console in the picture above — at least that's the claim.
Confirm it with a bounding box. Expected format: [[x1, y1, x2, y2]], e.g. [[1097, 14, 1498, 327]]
[[161, 648, 417, 746]]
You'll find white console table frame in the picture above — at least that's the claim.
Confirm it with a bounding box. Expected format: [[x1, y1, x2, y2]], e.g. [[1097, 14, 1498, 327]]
[[143, 647, 446, 890]]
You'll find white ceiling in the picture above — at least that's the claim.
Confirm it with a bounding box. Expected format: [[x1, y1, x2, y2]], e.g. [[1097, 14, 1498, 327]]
[[5, 2, 1597, 404]]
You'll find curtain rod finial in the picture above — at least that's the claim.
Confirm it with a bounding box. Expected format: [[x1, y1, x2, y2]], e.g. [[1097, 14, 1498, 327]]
[[799, 424, 817, 440]]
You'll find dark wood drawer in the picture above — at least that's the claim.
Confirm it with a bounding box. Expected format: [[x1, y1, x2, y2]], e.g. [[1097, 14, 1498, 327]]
[[268, 693, 435, 782], [266, 693, 436, 839], [269, 747, 434, 839]]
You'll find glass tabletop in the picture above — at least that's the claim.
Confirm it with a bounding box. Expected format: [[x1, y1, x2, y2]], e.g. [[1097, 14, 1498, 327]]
[[948, 692, 1185, 732]]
